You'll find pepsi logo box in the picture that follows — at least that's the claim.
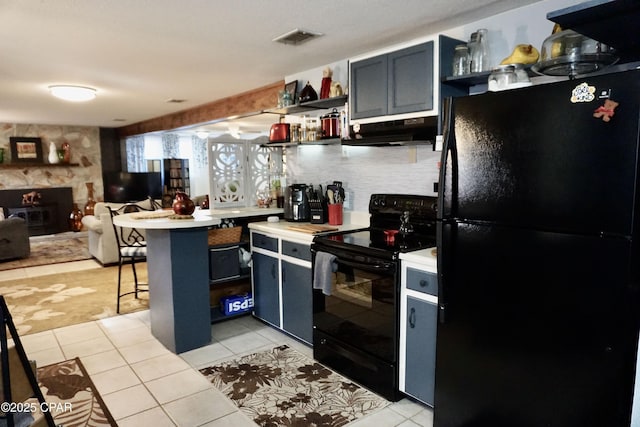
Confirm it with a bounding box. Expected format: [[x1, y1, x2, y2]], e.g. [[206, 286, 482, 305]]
[[220, 293, 254, 316]]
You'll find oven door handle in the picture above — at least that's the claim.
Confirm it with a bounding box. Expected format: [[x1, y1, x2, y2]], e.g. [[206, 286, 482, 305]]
[[337, 258, 395, 271]]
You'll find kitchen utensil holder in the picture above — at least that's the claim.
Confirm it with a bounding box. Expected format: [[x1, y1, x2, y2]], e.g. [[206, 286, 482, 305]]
[[328, 203, 343, 225]]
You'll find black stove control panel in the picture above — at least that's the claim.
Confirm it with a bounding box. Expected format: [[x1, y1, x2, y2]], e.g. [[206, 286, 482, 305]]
[[369, 194, 437, 218]]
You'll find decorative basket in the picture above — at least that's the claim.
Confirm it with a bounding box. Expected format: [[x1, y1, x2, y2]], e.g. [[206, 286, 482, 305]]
[[208, 226, 242, 246]]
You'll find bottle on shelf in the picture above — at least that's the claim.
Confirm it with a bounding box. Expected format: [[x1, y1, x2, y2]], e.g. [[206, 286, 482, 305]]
[[468, 29, 490, 73]]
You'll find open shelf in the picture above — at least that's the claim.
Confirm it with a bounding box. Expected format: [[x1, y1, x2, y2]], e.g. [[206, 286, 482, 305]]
[[264, 95, 348, 115], [262, 137, 341, 148], [441, 65, 537, 87]]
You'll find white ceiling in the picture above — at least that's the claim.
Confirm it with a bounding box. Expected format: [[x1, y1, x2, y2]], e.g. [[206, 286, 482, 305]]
[[0, 0, 541, 135]]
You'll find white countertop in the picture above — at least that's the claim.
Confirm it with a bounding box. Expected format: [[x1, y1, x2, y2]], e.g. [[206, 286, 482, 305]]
[[113, 211, 221, 229], [400, 247, 438, 270], [197, 206, 284, 219], [249, 219, 368, 243], [112, 206, 284, 230]]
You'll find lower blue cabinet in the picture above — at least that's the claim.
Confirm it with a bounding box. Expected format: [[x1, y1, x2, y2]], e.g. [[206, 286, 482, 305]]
[[282, 260, 312, 344], [404, 295, 437, 406], [252, 251, 280, 327]]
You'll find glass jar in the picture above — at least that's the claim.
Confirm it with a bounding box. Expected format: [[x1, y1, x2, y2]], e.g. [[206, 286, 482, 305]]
[[290, 123, 300, 142], [488, 65, 517, 91], [452, 44, 470, 76], [511, 63, 530, 83]]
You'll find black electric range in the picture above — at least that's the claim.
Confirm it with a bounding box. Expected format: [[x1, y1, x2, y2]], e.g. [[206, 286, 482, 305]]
[[311, 194, 437, 401], [314, 193, 437, 259]]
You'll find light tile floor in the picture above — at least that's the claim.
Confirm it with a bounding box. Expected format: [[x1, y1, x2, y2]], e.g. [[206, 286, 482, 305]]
[[3, 262, 434, 427]]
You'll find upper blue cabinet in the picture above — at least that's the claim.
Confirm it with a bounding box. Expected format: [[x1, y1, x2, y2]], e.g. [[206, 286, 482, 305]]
[[349, 35, 466, 127], [350, 42, 433, 121]]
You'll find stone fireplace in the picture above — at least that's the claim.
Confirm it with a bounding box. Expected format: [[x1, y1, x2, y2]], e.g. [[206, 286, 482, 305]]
[[0, 124, 105, 223]]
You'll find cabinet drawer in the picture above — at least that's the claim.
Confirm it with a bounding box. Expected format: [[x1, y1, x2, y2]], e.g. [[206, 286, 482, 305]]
[[406, 267, 437, 296], [252, 232, 278, 252], [282, 240, 311, 261]]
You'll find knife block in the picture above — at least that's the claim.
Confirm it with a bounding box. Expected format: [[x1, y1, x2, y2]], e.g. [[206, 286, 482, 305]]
[[310, 199, 327, 224]]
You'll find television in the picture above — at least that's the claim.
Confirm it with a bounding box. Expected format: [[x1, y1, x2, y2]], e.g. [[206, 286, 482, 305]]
[[103, 172, 162, 203]]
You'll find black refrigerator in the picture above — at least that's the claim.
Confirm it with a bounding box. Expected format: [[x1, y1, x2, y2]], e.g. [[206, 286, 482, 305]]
[[435, 68, 640, 427]]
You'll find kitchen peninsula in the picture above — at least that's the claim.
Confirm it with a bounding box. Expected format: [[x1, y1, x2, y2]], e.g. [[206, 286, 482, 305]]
[[113, 211, 220, 353], [112, 205, 285, 353]]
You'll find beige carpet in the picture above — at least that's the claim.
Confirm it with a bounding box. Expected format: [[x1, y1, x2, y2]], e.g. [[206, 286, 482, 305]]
[[0, 232, 92, 271], [0, 264, 149, 335], [200, 344, 389, 427], [37, 357, 117, 427]]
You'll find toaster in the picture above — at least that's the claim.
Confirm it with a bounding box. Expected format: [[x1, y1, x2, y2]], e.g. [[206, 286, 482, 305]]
[[269, 123, 290, 143]]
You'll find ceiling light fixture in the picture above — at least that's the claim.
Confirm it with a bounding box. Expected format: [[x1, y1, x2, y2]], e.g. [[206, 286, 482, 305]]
[[195, 131, 209, 139], [48, 85, 97, 102]]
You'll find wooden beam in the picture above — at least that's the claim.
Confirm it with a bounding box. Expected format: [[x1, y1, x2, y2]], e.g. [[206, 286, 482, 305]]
[[116, 80, 284, 138]]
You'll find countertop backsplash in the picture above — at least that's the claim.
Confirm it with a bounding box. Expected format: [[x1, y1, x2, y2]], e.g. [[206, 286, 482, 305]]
[[285, 144, 441, 213]]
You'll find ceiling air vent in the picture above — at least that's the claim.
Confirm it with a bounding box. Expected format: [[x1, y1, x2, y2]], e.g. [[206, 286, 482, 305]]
[[273, 28, 323, 45]]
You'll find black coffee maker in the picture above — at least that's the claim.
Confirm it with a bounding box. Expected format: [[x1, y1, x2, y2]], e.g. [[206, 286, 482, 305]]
[[284, 184, 310, 222]]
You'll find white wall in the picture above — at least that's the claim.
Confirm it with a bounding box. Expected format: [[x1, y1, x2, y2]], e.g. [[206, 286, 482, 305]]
[[286, 59, 349, 105], [283, 0, 584, 213], [286, 144, 440, 212]]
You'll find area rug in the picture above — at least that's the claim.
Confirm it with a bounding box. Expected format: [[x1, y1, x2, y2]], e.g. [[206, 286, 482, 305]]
[[0, 232, 92, 271], [199, 344, 389, 427], [0, 264, 149, 335], [37, 357, 117, 427]]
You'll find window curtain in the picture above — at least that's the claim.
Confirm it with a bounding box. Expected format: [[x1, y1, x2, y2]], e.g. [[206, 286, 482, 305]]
[[162, 133, 179, 158], [125, 135, 146, 172], [192, 135, 208, 168]]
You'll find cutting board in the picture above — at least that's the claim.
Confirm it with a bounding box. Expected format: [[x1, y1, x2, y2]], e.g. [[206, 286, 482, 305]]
[[286, 224, 340, 234]]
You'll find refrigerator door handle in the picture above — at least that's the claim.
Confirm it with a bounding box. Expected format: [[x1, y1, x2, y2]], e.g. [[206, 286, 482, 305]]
[[437, 221, 453, 324], [438, 96, 457, 220]]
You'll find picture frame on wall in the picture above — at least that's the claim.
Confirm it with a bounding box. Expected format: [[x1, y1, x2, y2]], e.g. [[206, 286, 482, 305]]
[[9, 137, 43, 163]]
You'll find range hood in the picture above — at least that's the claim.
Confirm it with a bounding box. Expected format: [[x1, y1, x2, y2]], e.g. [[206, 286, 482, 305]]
[[342, 116, 438, 146]]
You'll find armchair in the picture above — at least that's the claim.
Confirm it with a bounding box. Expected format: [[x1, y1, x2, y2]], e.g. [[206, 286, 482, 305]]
[[0, 217, 30, 262], [81, 198, 158, 265]]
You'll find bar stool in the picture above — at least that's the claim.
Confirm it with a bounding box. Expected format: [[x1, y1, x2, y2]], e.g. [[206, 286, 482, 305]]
[[107, 204, 149, 313]]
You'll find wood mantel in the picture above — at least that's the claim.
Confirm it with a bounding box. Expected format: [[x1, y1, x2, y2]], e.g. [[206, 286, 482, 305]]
[[116, 80, 284, 138]]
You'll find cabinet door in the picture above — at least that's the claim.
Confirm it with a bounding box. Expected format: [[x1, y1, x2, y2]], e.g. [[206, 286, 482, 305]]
[[405, 296, 437, 406], [281, 261, 312, 344], [350, 54, 388, 119], [388, 42, 433, 115], [252, 252, 280, 327]]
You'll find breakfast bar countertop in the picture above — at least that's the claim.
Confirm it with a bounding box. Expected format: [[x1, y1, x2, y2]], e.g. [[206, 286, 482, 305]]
[[113, 211, 221, 229]]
